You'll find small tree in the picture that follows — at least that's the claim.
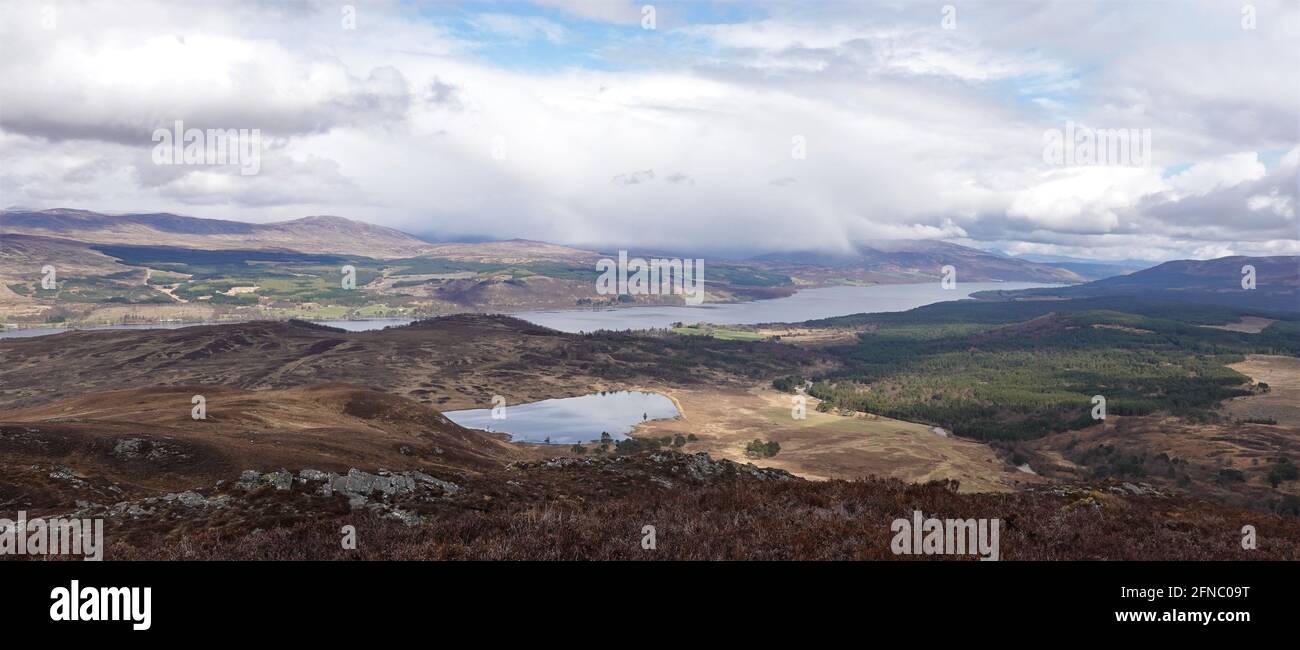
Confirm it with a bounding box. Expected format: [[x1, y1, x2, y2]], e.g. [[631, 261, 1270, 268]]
[[745, 439, 781, 458], [1268, 460, 1298, 488]]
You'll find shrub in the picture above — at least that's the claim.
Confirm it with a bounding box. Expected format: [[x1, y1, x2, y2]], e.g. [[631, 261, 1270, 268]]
[[615, 436, 663, 455], [1238, 417, 1277, 425], [1268, 460, 1298, 488], [1216, 468, 1246, 483], [745, 439, 781, 458]]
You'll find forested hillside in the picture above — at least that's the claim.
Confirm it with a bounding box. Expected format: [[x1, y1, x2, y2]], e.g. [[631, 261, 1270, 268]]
[[805, 296, 1300, 440]]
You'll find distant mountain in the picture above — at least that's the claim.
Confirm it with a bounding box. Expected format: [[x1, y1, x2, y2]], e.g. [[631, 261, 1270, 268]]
[[1014, 253, 1152, 269], [1009, 254, 1151, 281], [974, 255, 1299, 312], [1023, 261, 1141, 281], [0, 209, 433, 258], [420, 239, 602, 264], [753, 240, 1084, 283], [3, 209, 1086, 284]]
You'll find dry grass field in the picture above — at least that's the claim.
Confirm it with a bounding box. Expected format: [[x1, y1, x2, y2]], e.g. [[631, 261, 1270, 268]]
[[630, 385, 1028, 491], [1227, 354, 1300, 425]]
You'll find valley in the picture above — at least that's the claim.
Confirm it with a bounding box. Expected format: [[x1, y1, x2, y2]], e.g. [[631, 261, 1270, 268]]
[[1, 209, 1083, 330], [1, 209, 1297, 561]]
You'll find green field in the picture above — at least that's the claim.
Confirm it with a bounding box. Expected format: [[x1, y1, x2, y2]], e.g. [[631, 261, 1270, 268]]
[[672, 324, 766, 341]]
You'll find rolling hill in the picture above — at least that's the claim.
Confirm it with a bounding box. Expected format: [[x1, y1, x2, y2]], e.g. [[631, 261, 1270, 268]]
[[0, 209, 435, 258], [2, 209, 1085, 283], [0, 207, 1097, 327], [753, 239, 1084, 284], [972, 255, 1299, 312]]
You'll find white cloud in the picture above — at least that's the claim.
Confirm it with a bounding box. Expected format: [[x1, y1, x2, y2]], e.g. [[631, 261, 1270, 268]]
[[0, 0, 1295, 261], [1247, 189, 1295, 217], [1006, 167, 1162, 233], [530, 0, 644, 24], [1167, 153, 1266, 198], [470, 14, 570, 44]]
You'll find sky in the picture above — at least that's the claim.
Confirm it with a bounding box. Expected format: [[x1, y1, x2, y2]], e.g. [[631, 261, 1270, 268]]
[[0, 0, 1297, 262]]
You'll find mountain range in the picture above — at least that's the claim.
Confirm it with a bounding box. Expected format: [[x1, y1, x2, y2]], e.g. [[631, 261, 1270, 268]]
[[2, 208, 1085, 282], [6, 208, 1292, 327], [0, 208, 433, 258], [976, 255, 1299, 313]]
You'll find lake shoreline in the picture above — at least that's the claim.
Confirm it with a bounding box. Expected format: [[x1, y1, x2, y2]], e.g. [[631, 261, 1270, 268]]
[[443, 390, 681, 444], [0, 281, 1058, 339]]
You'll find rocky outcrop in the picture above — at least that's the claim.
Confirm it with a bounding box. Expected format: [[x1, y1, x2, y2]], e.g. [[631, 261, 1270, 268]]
[[110, 437, 192, 462], [516, 451, 797, 486], [67, 466, 465, 529], [52, 453, 794, 541]]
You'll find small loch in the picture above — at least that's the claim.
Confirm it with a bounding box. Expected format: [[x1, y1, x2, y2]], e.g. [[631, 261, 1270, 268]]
[[442, 390, 680, 444]]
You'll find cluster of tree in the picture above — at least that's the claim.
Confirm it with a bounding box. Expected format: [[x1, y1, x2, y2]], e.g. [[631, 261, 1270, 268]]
[[1064, 444, 1189, 481], [568, 329, 825, 387], [611, 433, 694, 455], [803, 302, 1300, 441], [1268, 459, 1298, 488], [745, 439, 781, 458], [1237, 417, 1278, 425]]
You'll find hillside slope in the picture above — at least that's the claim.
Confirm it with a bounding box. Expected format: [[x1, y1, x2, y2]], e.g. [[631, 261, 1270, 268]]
[[754, 240, 1084, 283], [0, 209, 433, 258], [974, 255, 1299, 312], [0, 383, 524, 510], [0, 315, 823, 411]]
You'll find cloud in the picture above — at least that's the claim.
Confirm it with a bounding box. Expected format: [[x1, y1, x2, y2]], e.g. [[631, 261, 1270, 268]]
[[1166, 153, 1266, 198], [1248, 190, 1294, 217], [0, 28, 413, 144], [470, 13, 569, 44], [0, 0, 1295, 262], [529, 0, 644, 25], [611, 169, 656, 186], [426, 77, 465, 111]]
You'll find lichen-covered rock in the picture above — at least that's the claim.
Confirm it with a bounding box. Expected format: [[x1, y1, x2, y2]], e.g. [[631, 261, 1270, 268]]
[[237, 470, 261, 490], [263, 470, 293, 491], [344, 469, 376, 494], [113, 438, 144, 458], [299, 469, 329, 482], [410, 471, 461, 495], [176, 491, 206, 507]]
